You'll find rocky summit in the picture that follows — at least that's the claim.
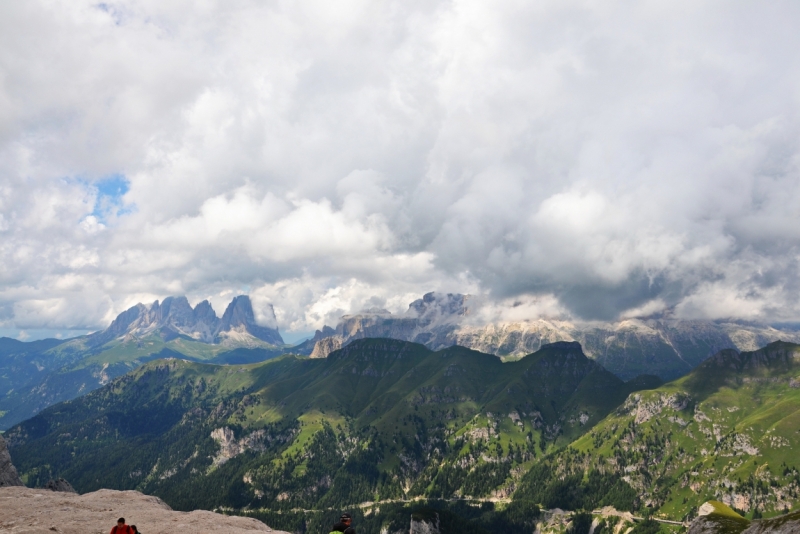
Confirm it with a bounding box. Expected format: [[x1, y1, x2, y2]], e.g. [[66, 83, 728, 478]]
[[94, 294, 283, 347]]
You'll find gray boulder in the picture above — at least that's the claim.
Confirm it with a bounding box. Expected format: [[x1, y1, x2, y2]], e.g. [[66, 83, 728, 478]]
[[45, 477, 77, 493]]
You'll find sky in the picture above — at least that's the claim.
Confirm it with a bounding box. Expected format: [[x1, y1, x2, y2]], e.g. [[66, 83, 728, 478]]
[[2, 0, 800, 340]]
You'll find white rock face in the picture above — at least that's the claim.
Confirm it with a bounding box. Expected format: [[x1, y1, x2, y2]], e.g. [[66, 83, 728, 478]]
[[0, 486, 288, 534], [310, 336, 343, 358], [210, 426, 286, 466], [625, 392, 691, 424], [697, 502, 716, 516]]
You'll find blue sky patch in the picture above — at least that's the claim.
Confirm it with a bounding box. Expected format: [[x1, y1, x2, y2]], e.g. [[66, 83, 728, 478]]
[[90, 174, 134, 222]]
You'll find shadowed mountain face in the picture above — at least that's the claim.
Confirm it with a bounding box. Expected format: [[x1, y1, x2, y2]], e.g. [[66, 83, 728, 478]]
[[0, 295, 284, 430], [6, 339, 657, 512], [304, 292, 800, 381]]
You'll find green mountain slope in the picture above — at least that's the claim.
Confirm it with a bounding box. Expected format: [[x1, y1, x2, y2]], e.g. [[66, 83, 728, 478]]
[[688, 500, 800, 534], [513, 341, 800, 521], [5, 339, 656, 516], [0, 333, 287, 429]]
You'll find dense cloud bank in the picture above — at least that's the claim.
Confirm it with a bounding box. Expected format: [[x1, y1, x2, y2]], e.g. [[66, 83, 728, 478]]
[[2, 1, 800, 337]]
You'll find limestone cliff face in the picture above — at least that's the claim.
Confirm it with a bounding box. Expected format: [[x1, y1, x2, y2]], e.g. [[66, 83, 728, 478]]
[[0, 434, 23, 487], [310, 336, 343, 358], [45, 477, 76, 493]]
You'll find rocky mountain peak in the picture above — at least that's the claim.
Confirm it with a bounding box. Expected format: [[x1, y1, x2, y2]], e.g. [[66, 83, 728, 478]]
[[215, 296, 282, 345], [89, 295, 283, 347], [407, 292, 469, 325], [193, 299, 217, 322], [159, 296, 194, 321], [219, 295, 258, 329], [121, 297, 219, 343]]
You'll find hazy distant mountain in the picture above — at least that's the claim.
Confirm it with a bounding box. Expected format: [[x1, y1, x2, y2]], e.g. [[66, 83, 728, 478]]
[[89, 294, 283, 347], [0, 295, 284, 429], [305, 292, 800, 380]]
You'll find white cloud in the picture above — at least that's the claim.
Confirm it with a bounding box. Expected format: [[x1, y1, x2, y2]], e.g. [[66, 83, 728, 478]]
[[2, 0, 800, 336]]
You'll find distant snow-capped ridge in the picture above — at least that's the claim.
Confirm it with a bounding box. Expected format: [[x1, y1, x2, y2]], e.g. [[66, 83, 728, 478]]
[[92, 295, 283, 347]]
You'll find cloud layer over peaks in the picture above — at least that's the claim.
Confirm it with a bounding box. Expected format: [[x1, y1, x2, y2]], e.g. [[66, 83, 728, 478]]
[[2, 0, 800, 337]]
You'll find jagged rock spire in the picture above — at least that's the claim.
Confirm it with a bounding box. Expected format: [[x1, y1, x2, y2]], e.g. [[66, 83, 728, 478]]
[[89, 295, 283, 347]]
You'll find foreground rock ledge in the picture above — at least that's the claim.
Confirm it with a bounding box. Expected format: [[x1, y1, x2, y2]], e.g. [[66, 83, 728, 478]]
[[0, 487, 289, 534]]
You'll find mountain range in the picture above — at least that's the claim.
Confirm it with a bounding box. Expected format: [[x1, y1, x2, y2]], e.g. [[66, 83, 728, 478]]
[[301, 292, 800, 381], [2, 290, 800, 431], [6, 338, 800, 532], [4, 340, 656, 512], [91, 294, 283, 346]]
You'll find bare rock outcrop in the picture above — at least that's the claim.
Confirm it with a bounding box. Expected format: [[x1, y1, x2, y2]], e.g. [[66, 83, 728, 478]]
[[45, 477, 77, 493], [410, 511, 440, 534], [0, 434, 23, 487], [0, 486, 289, 534], [310, 336, 343, 358]]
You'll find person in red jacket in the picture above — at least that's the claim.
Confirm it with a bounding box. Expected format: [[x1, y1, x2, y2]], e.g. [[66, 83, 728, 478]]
[[111, 517, 133, 534]]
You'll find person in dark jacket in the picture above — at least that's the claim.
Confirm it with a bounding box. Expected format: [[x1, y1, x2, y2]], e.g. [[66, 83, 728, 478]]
[[330, 513, 355, 534]]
